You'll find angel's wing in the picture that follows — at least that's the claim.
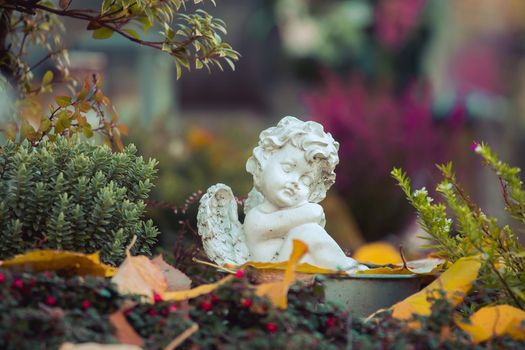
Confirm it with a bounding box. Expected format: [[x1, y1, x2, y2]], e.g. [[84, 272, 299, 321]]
[[197, 183, 249, 266], [243, 187, 264, 215]]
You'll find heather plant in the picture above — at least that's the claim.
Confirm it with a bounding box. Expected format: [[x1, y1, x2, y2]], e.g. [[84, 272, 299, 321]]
[[392, 143, 525, 309], [305, 75, 466, 240], [0, 138, 159, 264]]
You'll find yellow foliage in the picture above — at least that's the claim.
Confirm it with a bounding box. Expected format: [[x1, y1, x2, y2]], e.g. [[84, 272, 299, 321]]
[[162, 276, 233, 301], [255, 240, 308, 309], [353, 242, 403, 265], [457, 305, 525, 343], [391, 255, 481, 320], [238, 261, 338, 275], [357, 258, 444, 275], [0, 250, 116, 277]]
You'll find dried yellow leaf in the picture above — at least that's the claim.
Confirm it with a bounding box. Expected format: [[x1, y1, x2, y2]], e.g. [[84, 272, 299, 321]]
[[357, 258, 444, 275], [162, 275, 233, 301], [239, 261, 338, 275], [255, 240, 308, 309], [391, 255, 481, 321], [457, 305, 525, 343], [0, 250, 116, 277]]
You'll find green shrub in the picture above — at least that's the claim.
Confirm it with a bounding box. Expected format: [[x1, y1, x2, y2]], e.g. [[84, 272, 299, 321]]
[[392, 143, 525, 309], [0, 138, 159, 264]]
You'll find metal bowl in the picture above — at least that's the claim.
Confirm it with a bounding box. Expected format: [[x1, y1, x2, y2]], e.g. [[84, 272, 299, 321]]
[[323, 274, 422, 318]]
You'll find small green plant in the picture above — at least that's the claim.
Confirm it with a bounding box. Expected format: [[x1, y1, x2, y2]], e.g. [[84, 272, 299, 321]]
[[0, 138, 159, 264], [392, 143, 525, 309]]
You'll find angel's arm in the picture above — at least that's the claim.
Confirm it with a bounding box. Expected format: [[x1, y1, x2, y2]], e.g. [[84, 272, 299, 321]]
[[244, 203, 324, 240]]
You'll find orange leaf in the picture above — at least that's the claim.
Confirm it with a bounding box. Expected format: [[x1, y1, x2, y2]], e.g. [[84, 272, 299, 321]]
[[255, 240, 308, 309], [0, 250, 116, 277], [111, 237, 167, 301], [152, 255, 192, 292], [117, 124, 129, 136], [77, 101, 92, 113], [109, 306, 144, 347], [353, 242, 402, 265], [391, 255, 481, 321], [457, 305, 525, 343]]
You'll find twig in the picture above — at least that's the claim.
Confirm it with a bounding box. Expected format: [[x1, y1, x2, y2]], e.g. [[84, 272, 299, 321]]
[[17, 29, 28, 57], [163, 323, 198, 350], [399, 245, 408, 270], [192, 257, 236, 274], [125, 235, 138, 256], [489, 261, 523, 309], [29, 49, 64, 71]]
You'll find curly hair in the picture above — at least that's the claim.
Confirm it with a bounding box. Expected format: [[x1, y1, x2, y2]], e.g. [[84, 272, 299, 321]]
[[246, 116, 339, 203]]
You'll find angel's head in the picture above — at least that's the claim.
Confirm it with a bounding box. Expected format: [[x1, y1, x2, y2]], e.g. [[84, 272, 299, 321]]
[[246, 116, 339, 207]]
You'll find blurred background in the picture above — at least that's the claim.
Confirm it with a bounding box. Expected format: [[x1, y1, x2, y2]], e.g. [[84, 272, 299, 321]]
[[33, 0, 525, 256]]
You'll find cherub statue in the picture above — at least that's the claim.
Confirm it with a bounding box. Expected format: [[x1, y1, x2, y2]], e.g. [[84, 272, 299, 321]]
[[197, 116, 368, 273]]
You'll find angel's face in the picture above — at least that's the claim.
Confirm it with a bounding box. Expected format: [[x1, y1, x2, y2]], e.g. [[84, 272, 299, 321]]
[[258, 143, 318, 209]]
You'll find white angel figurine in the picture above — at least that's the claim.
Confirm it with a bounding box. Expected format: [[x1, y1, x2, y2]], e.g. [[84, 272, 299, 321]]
[[197, 116, 368, 272]]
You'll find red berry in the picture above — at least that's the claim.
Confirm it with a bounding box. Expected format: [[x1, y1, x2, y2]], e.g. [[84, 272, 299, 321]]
[[234, 269, 245, 278], [13, 279, 23, 288], [241, 298, 253, 308], [43, 271, 53, 279], [82, 300, 92, 309], [153, 293, 163, 303], [148, 308, 158, 316], [169, 304, 178, 313], [326, 317, 337, 328], [266, 322, 278, 333], [0, 273, 5, 283], [200, 301, 213, 312], [45, 296, 57, 306], [210, 294, 220, 303]]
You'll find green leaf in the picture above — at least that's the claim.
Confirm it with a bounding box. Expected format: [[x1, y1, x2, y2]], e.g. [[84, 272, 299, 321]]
[[42, 70, 54, 85], [224, 57, 235, 71], [55, 111, 71, 134], [83, 124, 94, 138], [92, 27, 114, 39], [54, 96, 72, 107], [40, 118, 51, 133], [123, 28, 140, 40], [137, 16, 153, 33], [195, 58, 203, 70], [175, 62, 181, 80]]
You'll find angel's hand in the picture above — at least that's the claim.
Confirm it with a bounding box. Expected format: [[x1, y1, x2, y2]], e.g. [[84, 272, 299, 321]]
[[285, 203, 324, 225]]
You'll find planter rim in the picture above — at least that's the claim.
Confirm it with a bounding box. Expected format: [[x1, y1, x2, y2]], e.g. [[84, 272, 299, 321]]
[[338, 274, 420, 280]]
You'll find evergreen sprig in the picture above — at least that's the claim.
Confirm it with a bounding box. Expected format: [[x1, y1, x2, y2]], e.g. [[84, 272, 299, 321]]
[[392, 144, 525, 309], [0, 138, 159, 264]]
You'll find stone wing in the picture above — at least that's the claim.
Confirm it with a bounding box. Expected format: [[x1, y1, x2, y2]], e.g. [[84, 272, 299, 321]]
[[197, 183, 249, 266]]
